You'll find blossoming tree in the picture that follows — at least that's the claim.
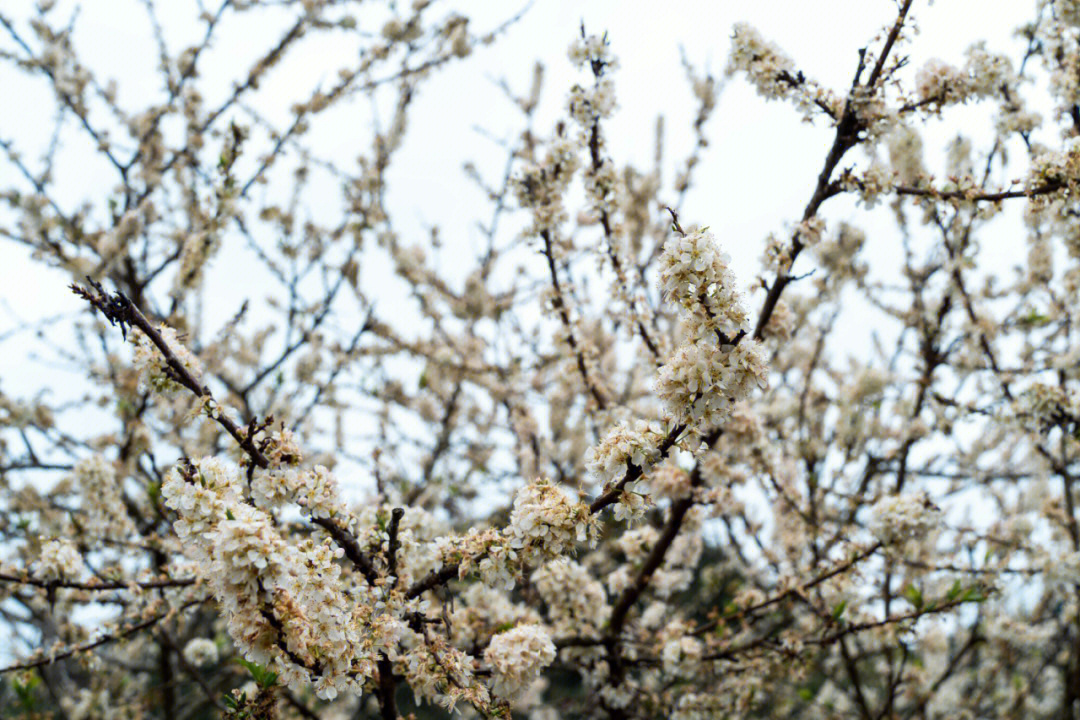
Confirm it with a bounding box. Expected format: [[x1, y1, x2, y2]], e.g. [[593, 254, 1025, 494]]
[[2, 0, 1080, 718]]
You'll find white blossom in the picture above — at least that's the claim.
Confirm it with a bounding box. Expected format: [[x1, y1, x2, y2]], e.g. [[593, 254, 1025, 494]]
[[484, 625, 556, 700]]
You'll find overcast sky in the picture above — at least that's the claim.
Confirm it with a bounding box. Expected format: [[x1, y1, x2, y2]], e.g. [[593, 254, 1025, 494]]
[[0, 0, 1040, 400]]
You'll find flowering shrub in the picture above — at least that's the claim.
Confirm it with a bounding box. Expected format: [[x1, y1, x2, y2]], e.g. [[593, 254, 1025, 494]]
[[4, 1, 1080, 719]]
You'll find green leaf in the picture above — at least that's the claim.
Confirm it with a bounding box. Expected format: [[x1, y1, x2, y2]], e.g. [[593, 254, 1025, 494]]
[[1019, 309, 1050, 327], [903, 584, 924, 610], [961, 586, 986, 603], [12, 672, 40, 709], [236, 658, 278, 688], [946, 579, 963, 601], [831, 600, 847, 621]]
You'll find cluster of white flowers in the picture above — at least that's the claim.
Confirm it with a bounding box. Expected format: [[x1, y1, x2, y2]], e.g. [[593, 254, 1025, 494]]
[[888, 125, 927, 186], [915, 59, 972, 107], [401, 636, 489, 712], [131, 325, 203, 394], [513, 135, 581, 236], [915, 46, 1014, 110], [658, 230, 747, 335], [583, 157, 619, 217], [649, 462, 692, 500], [1016, 382, 1078, 434], [163, 457, 378, 700], [963, 42, 1015, 97], [175, 230, 220, 293], [587, 420, 663, 486], [451, 584, 541, 648], [32, 538, 84, 581], [251, 465, 345, 520], [868, 492, 942, 545], [727, 23, 837, 121], [568, 34, 617, 71], [532, 559, 608, 632], [568, 81, 617, 131], [655, 227, 768, 429], [182, 637, 219, 668], [71, 455, 132, 539], [162, 457, 244, 542], [727, 23, 795, 101], [656, 337, 768, 428], [1028, 139, 1080, 199], [508, 478, 597, 560], [213, 504, 369, 699], [814, 222, 867, 287], [662, 635, 704, 678], [483, 624, 556, 700]]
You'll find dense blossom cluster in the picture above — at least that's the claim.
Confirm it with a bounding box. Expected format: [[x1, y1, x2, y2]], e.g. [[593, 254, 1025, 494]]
[[508, 478, 598, 559], [483, 625, 556, 700], [182, 638, 219, 668], [131, 325, 204, 394], [31, 538, 84, 582], [868, 492, 942, 546]]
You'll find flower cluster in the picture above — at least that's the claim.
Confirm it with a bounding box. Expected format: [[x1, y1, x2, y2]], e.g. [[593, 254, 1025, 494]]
[[162, 457, 378, 700], [483, 624, 556, 700], [131, 325, 203, 394], [251, 465, 345, 520], [32, 538, 84, 581], [868, 492, 942, 546], [662, 635, 704, 678], [658, 230, 747, 335], [914, 45, 1014, 110], [655, 228, 767, 430], [532, 558, 608, 633], [727, 23, 837, 120], [1017, 383, 1078, 434], [508, 478, 597, 560], [513, 135, 580, 236], [656, 337, 768, 428], [182, 638, 219, 668], [71, 455, 132, 539], [162, 457, 244, 542], [727, 23, 796, 101], [587, 420, 664, 487], [915, 59, 972, 107]]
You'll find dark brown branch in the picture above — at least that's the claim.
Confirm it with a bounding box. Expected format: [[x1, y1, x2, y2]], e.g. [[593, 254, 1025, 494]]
[[0, 599, 205, 673], [0, 572, 196, 591], [71, 280, 380, 583]]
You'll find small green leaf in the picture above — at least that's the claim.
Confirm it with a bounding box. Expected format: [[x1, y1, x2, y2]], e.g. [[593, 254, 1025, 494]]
[[1019, 309, 1050, 327], [961, 587, 986, 603], [903, 584, 924, 610], [236, 658, 278, 688], [832, 600, 847, 621], [946, 579, 963, 601]]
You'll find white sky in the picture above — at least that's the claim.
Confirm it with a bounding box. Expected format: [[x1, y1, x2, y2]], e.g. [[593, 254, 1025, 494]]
[[0, 0, 1041, 429]]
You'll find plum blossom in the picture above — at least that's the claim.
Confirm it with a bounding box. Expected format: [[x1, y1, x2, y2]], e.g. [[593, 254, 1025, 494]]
[[484, 625, 556, 700]]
